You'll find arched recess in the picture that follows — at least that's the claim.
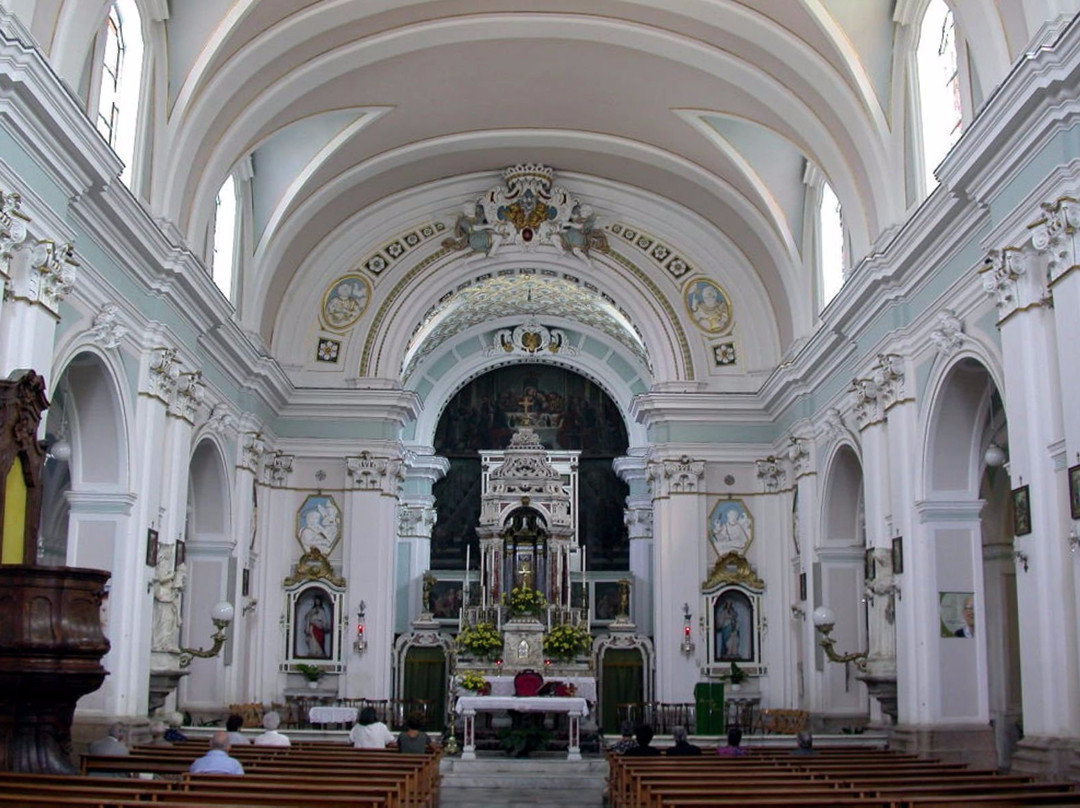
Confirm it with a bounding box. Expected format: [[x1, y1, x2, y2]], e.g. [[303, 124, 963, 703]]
[[816, 442, 869, 718], [40, 351, 130, 568], [921, 355, 1018, 767], [178, 437, 234, 712]]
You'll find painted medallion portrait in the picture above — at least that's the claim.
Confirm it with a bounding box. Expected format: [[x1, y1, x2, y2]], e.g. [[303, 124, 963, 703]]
[[683, 277, 732, 335], [321, 274, 371, 331], [708, 499, 753, 557], [296, 494, 342, 557]]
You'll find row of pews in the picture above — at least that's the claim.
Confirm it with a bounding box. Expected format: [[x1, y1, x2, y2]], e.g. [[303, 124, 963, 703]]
[[608, 746, 1080, 807], [0, 739, 440, 807]]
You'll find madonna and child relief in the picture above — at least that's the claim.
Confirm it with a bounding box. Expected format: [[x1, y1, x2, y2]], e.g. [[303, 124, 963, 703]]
[[709, 500, 753, 557], [297, 495, 342, 557]]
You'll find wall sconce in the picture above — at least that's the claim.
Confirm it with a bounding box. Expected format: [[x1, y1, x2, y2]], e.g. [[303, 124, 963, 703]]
[[680, 603, 695, 656], [790, 604, 806, 621], [354, 600, 367, 654], [811, 606, 867, 672], [241, 598, 258, 616], [179, 601, 234, 668]]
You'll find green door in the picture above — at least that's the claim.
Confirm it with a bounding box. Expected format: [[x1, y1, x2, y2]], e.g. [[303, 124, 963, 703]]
[[402, 646, 447, 731], [600, 649, 644, 734]]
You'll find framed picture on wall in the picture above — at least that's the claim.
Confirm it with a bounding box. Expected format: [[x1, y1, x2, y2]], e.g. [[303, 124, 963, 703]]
[[428, 579, 464, 621], [593, 581, 622, 621], [892, 537, 904, 575], [1068, 464, 1080, 520], [1012, 484, 1032, 536], [145, 529, 159, 567], [242, 568, 250, 597], [798, 572, 807, 601]]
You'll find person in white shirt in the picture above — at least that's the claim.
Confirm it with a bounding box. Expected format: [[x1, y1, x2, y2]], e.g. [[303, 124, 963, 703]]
[[252, 711, 290, 747], [349, 707, 395, 749]]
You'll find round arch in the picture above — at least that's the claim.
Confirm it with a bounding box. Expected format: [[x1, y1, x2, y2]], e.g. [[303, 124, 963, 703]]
[[820, 442, 865, 546]]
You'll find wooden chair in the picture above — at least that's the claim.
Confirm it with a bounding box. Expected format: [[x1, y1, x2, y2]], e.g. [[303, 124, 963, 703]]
[[513, 669, 544, 697], [758, 708, 809, 734]]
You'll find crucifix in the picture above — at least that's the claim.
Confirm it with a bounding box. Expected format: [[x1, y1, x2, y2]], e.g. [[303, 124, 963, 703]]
[[517, 558, 534, 589]]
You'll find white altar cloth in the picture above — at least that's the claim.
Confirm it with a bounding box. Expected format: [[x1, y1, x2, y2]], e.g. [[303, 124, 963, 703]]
[[308, 706, 358, 725], [455, 696, 588, 761]]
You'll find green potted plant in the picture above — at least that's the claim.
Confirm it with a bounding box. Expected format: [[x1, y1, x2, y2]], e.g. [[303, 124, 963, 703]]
[[502, 586, 547, 618], [543, 622, 592, 662], [456, 622, 504, 660], [727, 661, 747, 691], [458, 670, 491, 695], [295, 663, 326, 689]]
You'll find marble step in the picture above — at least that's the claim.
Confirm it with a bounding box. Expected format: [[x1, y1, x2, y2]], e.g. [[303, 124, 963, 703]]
[[439, 756, 607, 807]]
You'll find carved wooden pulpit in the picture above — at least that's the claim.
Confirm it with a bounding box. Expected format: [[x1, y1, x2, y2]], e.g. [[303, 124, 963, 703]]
[[0, 370, 111, 773]]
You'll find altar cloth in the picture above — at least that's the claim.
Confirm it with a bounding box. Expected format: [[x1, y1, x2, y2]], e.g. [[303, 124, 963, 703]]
[[308, 706, 358, 725]]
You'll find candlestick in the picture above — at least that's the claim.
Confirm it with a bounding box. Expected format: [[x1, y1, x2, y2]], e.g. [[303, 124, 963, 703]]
[[465, 544, 471, 603]]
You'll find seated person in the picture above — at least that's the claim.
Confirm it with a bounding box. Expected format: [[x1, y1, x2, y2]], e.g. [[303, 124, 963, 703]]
[[791, 730, 816, 755], [607, 720, 637, 755], [665, 725, 702, 756], [716, 726, 748, 757], [163, 713, 188, 743], [622, 724, 661, 756], [225, 713, 250, 746], [350, 706, 395, 749], [397, 711, 435, 754], [87, 723, 129, 756], [252, 711, 290, 746], [146, 721, 172, 747], [189, 731, 245, 775]]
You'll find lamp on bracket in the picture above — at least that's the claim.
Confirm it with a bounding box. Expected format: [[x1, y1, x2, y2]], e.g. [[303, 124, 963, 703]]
[[680, 603, 695, 656], [354, 600, 367, 654], [178, 601, 234, 668], [811, 606, 868, 672]]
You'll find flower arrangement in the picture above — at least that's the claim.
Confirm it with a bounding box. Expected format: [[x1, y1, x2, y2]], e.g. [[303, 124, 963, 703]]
[[727, 661, 747, 685], [503, 586, 547, 617], [457, 622, 503, 659], [459, 671, 490, 694], [543, 622, 592, 662], [295, 663, 326, 682]]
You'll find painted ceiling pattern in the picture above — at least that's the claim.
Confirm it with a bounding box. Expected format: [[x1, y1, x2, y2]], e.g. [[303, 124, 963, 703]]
[[401, 272, 649, 380]]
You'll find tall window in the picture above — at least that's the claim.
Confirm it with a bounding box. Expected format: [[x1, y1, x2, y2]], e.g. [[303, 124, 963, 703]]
[[212, 175, 238, 300], [95, 0, 144, 186], [819, 181, 845, 307], [917, 0, 962, 192]]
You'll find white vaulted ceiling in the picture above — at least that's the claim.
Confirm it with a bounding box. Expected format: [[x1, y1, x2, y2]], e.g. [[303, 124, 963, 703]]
[[29, 0, 1042, 389]]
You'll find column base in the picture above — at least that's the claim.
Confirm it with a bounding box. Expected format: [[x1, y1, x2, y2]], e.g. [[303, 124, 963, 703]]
[[1009, 736, 1080, 780], [890, 724, 998, 770]]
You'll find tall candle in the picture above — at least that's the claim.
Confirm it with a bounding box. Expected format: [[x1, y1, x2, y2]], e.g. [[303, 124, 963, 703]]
[[465, 544, 471, 602]]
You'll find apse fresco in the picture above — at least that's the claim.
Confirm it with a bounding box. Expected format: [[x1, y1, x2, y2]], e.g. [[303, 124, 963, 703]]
[[432, 365, 629, 570]]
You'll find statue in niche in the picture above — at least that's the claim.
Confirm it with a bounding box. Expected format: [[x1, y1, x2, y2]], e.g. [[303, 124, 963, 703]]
[[152, 545, 187, 654], [517, 639, 530, 659]]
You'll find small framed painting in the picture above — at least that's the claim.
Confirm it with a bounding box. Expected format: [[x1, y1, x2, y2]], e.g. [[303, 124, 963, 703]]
[[1012, 484, 1032, 536], [892, 537, 904, 575], [145, 528, 159, 567], [798, 572, 807, 602], [1068, 464, 1080, 520]]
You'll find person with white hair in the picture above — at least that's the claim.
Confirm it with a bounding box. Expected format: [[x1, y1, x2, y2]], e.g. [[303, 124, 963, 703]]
[[252, 711, 290, 747], [665, 726, 702, 756], [87, 723, 129, 756], [146, 721, 172, 747]]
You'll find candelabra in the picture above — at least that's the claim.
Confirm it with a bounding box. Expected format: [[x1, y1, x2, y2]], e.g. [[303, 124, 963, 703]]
[[811, 606, 867, 672], [680, 603, 695, 656], [178, 601, 234, 668], [354, 600, 367, 654]]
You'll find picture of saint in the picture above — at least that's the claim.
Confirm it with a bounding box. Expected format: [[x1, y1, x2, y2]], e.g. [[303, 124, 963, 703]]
[[684, 278, 732, 334], [294, 588, 334, 659], [709, 500, 753, 556], [429, 581, 464, 619], [296, 495, 341, 556], [714, 590, 753, 661], [321, 275, 370, 330]]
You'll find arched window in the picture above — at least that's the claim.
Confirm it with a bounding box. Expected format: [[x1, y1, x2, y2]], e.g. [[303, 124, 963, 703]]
[[819, 181, 845, 308], [212, 175, 238, 300], [916, 0, 962, 192], [94, 0, 144, 186]]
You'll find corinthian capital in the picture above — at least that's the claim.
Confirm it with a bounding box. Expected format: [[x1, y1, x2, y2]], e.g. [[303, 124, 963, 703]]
[[1029, 196, 1080, 282], [28, 240, 77, 311], [755, 455, 785, 492], [146, 346, 181, 401], [347, 451, 405, 494], [980, 247, 1027, 315], [0, 189, 29, 270], [647, 456, 705, 496]]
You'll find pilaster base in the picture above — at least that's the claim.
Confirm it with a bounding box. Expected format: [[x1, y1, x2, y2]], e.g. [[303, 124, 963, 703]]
[[890, 724, 997, 770], [1009, 736, 1080, 781]]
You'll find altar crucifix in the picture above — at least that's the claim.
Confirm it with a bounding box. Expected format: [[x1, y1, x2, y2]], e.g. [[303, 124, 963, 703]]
[[517, 558, 534, 590]]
